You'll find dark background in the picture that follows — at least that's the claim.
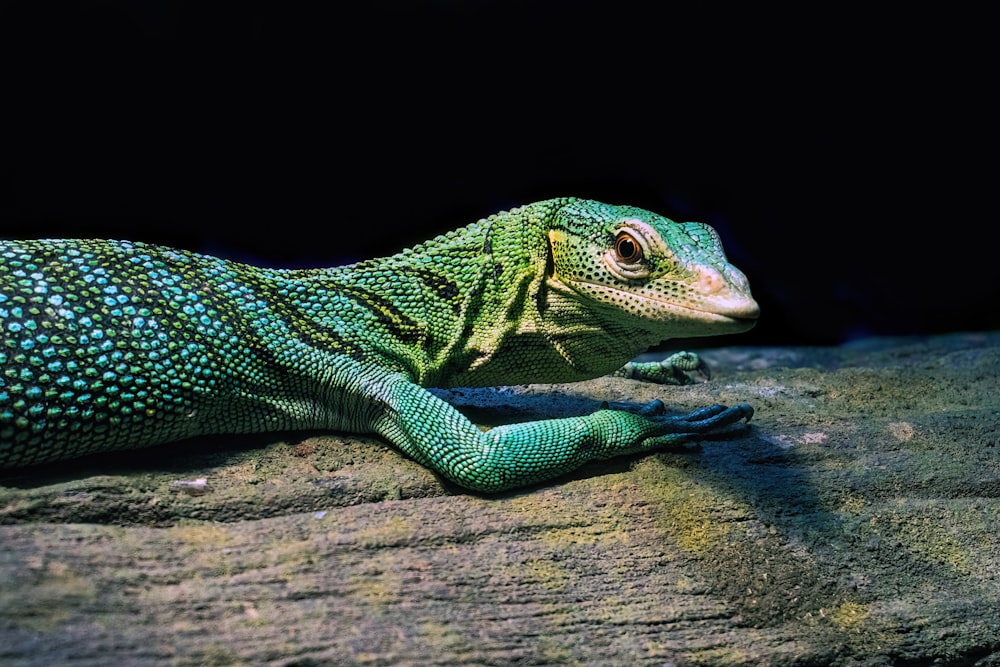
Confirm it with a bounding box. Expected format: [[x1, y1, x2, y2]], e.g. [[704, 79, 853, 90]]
[[2, 3, 994, 347]]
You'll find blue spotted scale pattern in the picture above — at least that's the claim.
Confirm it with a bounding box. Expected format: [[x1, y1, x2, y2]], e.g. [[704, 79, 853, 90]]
[[1, 199, 759, 491], [2, 240, 260, 463]]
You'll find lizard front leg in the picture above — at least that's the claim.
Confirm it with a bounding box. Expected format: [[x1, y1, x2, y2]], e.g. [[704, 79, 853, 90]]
[[370, 374, 752, 493]]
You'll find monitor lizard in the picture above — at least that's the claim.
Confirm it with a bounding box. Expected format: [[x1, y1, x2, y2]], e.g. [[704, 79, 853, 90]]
[[0, 198, 759, 491]]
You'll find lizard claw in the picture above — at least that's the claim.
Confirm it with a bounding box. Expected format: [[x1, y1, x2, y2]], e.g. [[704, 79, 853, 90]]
[[694, 357, 711, 382], [678, 402, 754, 430]]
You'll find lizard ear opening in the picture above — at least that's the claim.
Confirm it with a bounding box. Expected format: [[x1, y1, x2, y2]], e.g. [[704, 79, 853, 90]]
[[544, 233, 556, 278]]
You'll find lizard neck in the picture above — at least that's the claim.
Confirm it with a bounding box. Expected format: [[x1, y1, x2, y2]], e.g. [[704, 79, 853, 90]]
[[435, 199, 659, 387]]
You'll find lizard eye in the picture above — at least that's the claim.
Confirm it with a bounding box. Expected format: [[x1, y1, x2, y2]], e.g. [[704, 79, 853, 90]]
[[614, 232, 643, 264]]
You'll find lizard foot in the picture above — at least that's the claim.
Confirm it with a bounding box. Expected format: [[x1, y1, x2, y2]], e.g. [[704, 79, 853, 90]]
[[614, 351, 710, 385], [645, 400, 752, 428], [630, 401, 754, 450]]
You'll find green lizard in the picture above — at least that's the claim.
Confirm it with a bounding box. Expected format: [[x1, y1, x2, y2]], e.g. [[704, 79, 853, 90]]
[[0, 198, 759, 492]]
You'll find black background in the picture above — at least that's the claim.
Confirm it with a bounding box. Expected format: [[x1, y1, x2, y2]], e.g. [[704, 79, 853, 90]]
[[2, 3, 994, 347]]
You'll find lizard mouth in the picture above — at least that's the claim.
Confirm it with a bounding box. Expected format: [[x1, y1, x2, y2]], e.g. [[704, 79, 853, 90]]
[[657, 300, 760, 328], [685, 300, 761, 324], [559, 278, 760, 329], [648, 290, 760, 324]]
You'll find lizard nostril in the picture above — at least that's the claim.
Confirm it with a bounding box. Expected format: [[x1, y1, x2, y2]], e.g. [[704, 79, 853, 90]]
[[695, 266, 726, 294]]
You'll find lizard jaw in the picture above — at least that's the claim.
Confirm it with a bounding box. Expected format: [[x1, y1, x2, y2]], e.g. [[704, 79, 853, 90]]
[[555, 278, 760, 335]]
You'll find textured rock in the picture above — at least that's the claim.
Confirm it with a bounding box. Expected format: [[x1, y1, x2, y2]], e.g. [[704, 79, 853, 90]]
[[2, 332, 999, 666]]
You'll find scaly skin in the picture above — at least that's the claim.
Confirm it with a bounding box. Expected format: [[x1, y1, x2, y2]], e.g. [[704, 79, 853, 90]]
[[0, 198, 759, 491]]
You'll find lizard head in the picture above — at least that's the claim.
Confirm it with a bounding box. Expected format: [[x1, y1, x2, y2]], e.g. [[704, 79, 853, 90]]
[[546, 199, 760, 339]]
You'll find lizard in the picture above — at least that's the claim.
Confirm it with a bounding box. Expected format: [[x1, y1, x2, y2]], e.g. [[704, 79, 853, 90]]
[[0, 198, 759, 492]]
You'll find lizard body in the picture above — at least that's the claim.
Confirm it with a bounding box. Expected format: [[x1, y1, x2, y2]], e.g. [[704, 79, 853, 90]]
[[0, 198, 759, 491]]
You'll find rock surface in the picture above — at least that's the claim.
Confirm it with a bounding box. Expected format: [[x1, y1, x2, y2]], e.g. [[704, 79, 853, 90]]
[[2, 332, 998, 666]]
